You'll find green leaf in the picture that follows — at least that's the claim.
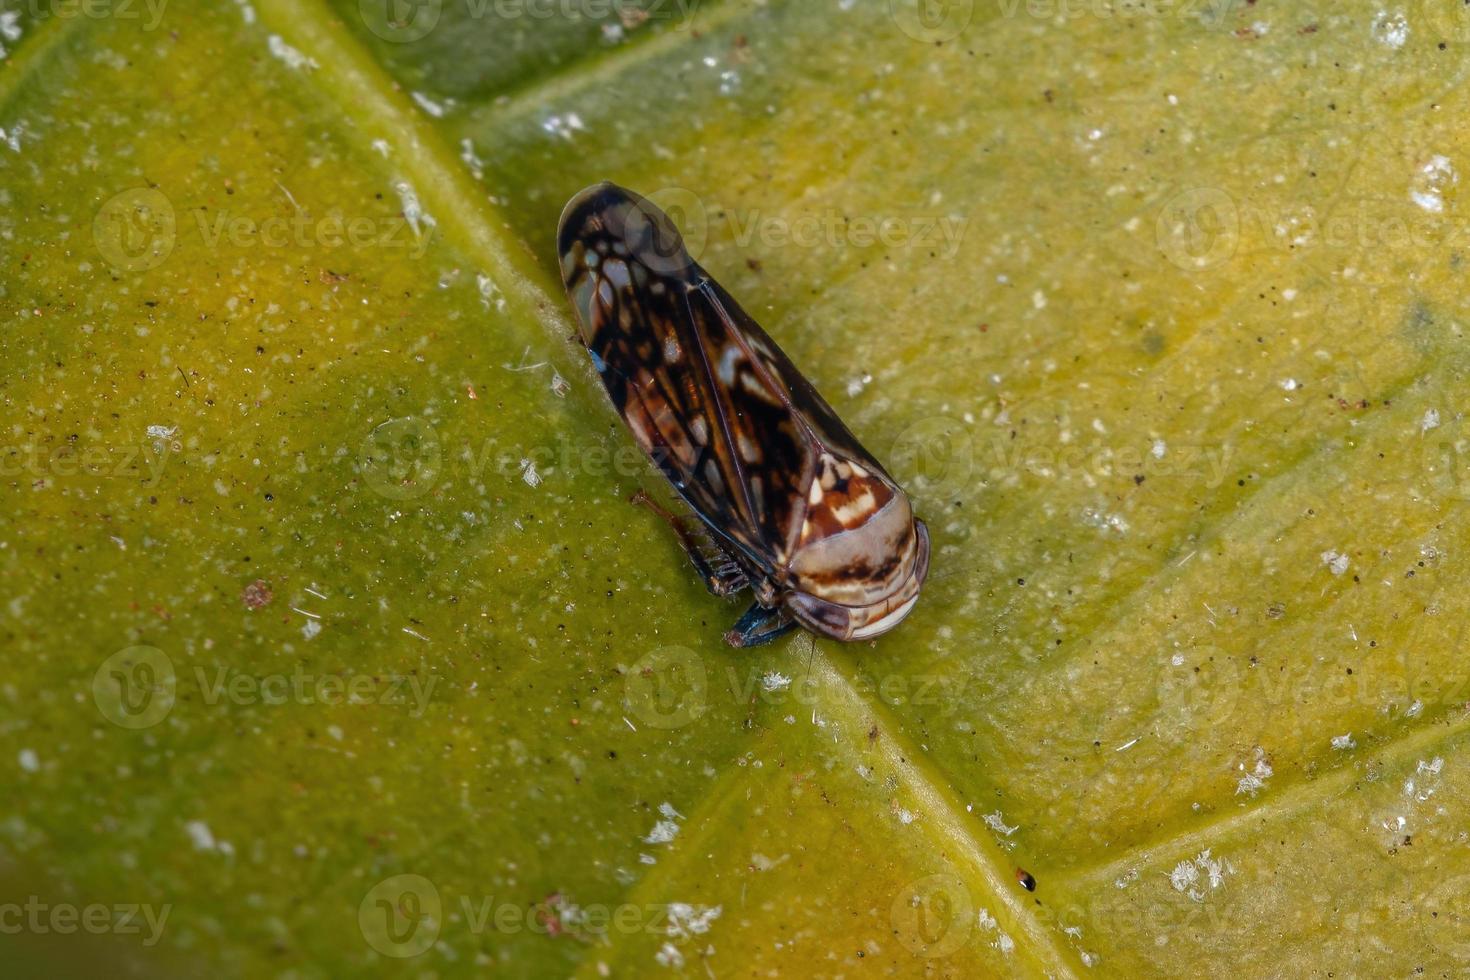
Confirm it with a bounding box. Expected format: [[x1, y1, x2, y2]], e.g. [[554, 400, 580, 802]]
[[4, 0, 1470, 975]]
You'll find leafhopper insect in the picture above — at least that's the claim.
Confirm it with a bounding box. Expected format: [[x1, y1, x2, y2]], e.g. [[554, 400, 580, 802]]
[[558, 183, 929, 647]]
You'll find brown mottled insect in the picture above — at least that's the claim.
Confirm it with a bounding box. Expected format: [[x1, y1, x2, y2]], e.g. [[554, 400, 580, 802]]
[[558, 183, 930, 647]]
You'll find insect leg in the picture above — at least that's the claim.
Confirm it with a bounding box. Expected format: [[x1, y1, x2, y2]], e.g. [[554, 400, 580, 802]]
[[724, 602, 798, 648], [630, 490, 749, 597]]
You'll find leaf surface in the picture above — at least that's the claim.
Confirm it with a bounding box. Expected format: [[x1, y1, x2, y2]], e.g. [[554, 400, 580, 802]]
[[3, 0, 1469, 975]]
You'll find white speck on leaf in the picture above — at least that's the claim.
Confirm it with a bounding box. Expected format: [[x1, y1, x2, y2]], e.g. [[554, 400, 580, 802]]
[[393, 181, 436, 237], [460, 138, 486, 180], [477, 274, 505, 312], [0, 120, 28, 152], [186, 820, 216, 851], [983, 810, 1018, 836], [411, 91, 447, 117], [666, 902, 721, 939], [18, 748, 38, 772], [1168, 860, 1199, 893], [1321, 550, 1350, 576], [0, 11, 20, 58], [542, 112, 588, 140], [645, 802, 684, 845], [1082, 507, 1129, 534], [266, 34, 318, 71], [644, 820, 679, 845], [750, 852, 786, 871], [1371, 10, 1409, 49], [1235, 747, 1273, 796], [1169, 849, 1234, 902], [1411, 155, 1455, 212]]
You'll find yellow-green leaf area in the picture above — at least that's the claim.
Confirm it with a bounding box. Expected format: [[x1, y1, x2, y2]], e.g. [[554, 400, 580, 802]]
[[4, 0, 1470, 976]]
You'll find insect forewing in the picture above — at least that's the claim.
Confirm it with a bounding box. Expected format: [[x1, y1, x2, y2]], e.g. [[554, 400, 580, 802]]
[[559, 183, 907, 571]]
